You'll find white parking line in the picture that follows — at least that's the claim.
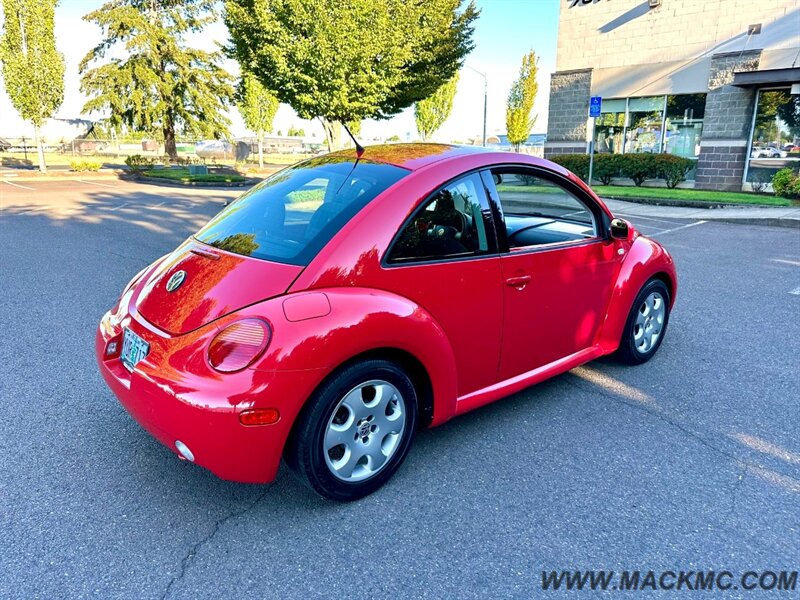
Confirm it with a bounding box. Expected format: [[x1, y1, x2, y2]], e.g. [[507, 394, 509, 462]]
[[2, 179, 35, 191], [771, 258, 800, 267], [613, 213, 687, 225], [78, 179, 116, 188], [109, 202, 130, 211], [789, 287, 800, 296], [650, 220, 707, 237]]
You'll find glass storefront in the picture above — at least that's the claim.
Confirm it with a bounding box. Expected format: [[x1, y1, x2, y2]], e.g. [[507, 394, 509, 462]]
[[593, 93, 706, 167], [626, 96, 664, 154], [664, 93, 705, 158], [745, 88, 800, 184], [594, 98, 626, 154]]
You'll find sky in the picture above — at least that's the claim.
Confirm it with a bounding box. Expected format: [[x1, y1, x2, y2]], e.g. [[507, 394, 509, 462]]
[[0, 0, 560, 142]]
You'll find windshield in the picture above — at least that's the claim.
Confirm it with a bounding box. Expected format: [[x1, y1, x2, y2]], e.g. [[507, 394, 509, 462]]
[[194, 156, 409, 265]]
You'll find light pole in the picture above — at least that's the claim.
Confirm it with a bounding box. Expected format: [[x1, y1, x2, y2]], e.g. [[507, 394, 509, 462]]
[[465, 65, 487, 147]]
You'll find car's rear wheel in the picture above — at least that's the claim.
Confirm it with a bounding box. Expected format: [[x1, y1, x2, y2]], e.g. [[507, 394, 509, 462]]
[[616, 279, 671, 365], [285, 359, 417, 501]]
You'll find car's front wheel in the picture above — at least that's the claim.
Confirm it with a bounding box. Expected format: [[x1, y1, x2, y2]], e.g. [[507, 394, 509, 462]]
[[616, 279, 671, 364], [285, 359, 418, 501]]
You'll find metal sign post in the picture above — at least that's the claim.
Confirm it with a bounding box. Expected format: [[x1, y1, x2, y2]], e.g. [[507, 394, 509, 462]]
[[588, 96, 602, 186]]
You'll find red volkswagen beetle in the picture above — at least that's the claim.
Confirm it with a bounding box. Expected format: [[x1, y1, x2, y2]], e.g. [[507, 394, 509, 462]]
[[96, 144, 676, 500]]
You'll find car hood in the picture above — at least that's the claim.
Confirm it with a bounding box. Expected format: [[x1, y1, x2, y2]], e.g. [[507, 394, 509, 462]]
[[135, 239, 302, 335]]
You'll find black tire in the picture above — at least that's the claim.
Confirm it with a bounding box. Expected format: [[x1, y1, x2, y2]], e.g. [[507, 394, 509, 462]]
[[616, 279, 671, 365], [284, 359, 418, 501]]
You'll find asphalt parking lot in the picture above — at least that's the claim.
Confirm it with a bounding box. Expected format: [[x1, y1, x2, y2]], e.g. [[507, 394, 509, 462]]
[[1, 179, 798, 598]]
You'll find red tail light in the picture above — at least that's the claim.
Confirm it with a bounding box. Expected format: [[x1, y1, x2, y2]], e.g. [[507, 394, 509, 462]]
[[208, 319, 271, 372]]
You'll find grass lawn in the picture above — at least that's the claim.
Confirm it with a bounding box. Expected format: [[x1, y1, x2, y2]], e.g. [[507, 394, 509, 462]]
[[498, 183, 792, 207], [591, 185, 792, 207], [142, 168, 246, 183]]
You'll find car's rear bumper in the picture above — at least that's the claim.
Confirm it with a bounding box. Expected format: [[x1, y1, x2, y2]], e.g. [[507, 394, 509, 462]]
[[95, 311, 328, 484]]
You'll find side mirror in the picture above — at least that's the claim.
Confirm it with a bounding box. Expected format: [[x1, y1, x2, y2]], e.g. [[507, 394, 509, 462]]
[[609, 218, 630, 240]]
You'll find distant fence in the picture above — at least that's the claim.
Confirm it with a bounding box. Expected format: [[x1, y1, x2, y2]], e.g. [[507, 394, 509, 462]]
[[0, 137, 202, 157]]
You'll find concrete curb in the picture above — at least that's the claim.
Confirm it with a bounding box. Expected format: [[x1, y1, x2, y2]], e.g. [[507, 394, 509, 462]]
[[122, 174, 259, 188], [599, 194, 795, 210], [709, 217, 800, 229]]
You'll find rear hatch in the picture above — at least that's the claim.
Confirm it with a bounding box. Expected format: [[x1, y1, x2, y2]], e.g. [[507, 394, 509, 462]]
[[135, 239, 302, 335]]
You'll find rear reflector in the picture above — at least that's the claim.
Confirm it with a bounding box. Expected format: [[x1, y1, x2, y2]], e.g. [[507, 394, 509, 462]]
[[208, 319, 271, 372], [239, 408, 280, 426]]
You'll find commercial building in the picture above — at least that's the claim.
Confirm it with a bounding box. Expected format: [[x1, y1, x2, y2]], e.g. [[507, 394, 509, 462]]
[[545, 0, 800, 190]]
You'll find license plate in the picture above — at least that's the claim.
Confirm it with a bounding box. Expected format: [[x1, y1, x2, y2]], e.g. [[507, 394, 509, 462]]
[[121, 328, 150, 372]]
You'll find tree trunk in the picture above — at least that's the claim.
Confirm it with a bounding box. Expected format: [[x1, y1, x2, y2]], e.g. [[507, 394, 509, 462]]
[[320, 118, 342, 152], [258, 129, 264, 168], [34, 125, 46, 173], [163, 115, 178, 161]]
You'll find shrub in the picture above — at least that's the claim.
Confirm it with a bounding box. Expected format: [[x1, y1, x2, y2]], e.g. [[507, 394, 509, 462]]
[[592, 153, 621, 185], [549, 153, 589, 181], [124, 154, 155, 172], [772, 168, 800, 199], [69, 158, 102, 172], [654, 154, 694, 188], [619, 153, 657, 186]]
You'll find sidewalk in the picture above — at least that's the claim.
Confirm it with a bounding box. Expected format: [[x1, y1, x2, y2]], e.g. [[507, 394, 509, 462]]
[[601, 197, 800, 229]]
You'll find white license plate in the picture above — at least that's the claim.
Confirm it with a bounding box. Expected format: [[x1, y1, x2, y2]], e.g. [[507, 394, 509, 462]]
[[121, 328, 150, 372]]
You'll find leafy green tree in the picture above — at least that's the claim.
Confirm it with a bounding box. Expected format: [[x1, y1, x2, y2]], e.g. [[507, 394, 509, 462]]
[[414, 75, 458, 141], [287, 125, 305, 137], [237, 71, 279, 167], [225, 0, 478, 151], [506, 50, 538, 151], [79, 0, 235, 160], [0, 0, 65, 173]]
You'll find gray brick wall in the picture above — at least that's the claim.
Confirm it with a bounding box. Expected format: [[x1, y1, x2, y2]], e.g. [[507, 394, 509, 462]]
[[543, 144, 585, 160], [702, 51, 761, 140], [695, 50, 760, 191], [695, 145, 748, 191], [546, 69, 592, 144]]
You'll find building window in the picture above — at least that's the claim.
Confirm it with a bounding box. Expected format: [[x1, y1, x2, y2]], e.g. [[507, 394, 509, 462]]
[[591, 93, 706, 179], [594, 98, 626, 154], [625, 96, 666, 154], [745, 88, 800, 185], [664, 93, 705, 158]]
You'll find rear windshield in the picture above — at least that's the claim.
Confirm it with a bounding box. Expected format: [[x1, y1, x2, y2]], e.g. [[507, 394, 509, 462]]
[[194, 156, 409, 265]]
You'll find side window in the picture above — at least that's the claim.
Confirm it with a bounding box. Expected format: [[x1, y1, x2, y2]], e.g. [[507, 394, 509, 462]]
[[389, 173, 494, 263], [491, 169, 598, 249]]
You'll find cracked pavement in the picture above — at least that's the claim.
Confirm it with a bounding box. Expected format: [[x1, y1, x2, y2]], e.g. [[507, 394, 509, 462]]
[[1, 181, 798, 598]]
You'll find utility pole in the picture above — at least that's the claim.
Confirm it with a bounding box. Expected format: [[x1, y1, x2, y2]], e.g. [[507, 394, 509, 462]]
[[465, 65, 488, 147]]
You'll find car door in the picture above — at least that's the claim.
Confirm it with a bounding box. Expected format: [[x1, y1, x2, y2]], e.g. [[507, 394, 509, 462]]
[[482, 167, 619, 381], [379, 172, 504, 397]]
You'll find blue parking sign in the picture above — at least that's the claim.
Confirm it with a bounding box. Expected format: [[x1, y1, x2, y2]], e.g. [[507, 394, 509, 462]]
[[589, 96, 602, 118]]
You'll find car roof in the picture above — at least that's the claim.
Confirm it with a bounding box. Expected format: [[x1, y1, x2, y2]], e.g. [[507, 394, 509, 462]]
[[324, 143, 491, 171]]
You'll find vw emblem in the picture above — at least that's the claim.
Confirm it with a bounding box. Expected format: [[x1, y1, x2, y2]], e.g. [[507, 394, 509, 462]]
[[166, 270, 186, 292]]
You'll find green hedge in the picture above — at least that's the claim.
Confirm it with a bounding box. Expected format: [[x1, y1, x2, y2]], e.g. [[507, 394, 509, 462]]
[[69, 158, 103, 172], [592, 154, 622, 185], [772, 167, 800, 199], [549, 154, 589, 181], [549, 153, 694, 188], [124, 154, 155, 172]]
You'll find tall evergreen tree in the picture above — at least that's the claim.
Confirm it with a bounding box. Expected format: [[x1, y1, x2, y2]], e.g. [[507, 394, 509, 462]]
[[237, 72, 279, 168], [0, 0, 65, 173], [506, 50, 539, 151], [415, 75, 459, 141], [225, 0, 478, 151], [79, 0, 235, 159]]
